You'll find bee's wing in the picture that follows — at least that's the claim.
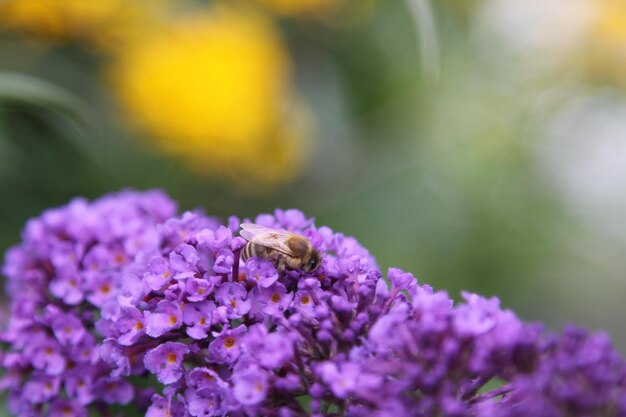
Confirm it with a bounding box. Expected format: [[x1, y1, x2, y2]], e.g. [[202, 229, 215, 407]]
[[240, 223, 296, 256]]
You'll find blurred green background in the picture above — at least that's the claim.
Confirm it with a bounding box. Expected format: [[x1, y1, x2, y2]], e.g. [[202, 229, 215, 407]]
[[1, 0, 626, 360]]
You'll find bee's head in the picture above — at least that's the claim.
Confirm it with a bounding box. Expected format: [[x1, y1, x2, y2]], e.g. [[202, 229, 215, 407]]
[[304, 250, 322, 274]]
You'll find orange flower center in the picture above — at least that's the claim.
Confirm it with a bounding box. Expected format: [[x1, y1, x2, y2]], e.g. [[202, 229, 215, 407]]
[[223, 337, 236, 349]]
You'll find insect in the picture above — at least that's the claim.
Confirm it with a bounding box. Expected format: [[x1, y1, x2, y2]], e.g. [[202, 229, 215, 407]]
[[239, 223, 322, 273]]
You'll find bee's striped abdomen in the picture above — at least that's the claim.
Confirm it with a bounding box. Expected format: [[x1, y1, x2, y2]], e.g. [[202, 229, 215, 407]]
[[242, 242, 253, 262], [241, 242, 267, 262]]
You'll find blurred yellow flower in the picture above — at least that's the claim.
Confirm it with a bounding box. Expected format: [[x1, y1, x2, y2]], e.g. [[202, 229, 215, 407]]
[[250, 0, 342, 16], [110, 6, 309, 186], [0, 0, 165, 48], [591, 1, 626, 44], [583, 0, 626, 86]]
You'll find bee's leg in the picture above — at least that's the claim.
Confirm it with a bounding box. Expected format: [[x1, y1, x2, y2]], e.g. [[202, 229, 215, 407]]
[[265, 252, 280, 271]]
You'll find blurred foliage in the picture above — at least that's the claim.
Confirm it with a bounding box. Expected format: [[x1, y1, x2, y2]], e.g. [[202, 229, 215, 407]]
[[1, 0, 626, 365]]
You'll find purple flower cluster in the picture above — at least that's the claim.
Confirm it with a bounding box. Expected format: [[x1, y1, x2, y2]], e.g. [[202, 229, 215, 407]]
[[96, 207, 377, 416], [476, 326, 626, 417], [316, 280, 620, 417], [1, 190, 177, 416], [2, 189, 626, 417]]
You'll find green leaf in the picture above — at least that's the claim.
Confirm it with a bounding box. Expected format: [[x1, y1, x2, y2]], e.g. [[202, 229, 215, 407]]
[[0, 71, 114, 176], [0, 71, 93, 128]]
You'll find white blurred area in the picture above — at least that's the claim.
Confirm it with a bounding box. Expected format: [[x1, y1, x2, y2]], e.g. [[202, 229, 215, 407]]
[[463, 0, 626, 347], [474, 0, 596, 70], [539, 95, 626, 243], [475, 0, 626, 242]]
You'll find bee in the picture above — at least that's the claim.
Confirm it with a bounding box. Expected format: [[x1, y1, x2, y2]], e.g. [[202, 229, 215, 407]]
[[239, 223, 322, 273]]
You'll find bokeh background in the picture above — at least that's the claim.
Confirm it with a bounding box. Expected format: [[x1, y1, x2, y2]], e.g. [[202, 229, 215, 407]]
[[1, 0, 626, 366]]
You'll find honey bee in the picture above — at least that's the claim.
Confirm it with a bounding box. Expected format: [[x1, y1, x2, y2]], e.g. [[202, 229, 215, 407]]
[[240, 223, 322, 273]]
